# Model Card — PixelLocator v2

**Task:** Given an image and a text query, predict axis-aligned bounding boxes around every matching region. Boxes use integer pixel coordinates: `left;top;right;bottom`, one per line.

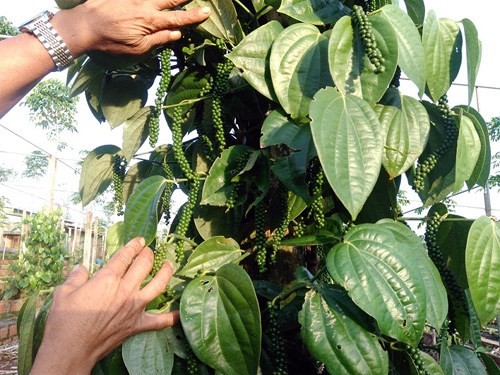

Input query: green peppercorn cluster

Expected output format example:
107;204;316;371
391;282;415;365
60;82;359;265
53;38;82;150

152;239;169;276
413;95;458;192
405;345;430;375
271;186;290;265
293;217;305;238
175;177;200;263
149;48;171;148
112;155;126;215
267;300;288;375
352;5;385;74
390;66;402;88
185;346;201;375
194;78;216;161
310;161;325;230
211;58;233;154
425;212;468;324
171;104;200;262
161;161;175;224
254;201;268;273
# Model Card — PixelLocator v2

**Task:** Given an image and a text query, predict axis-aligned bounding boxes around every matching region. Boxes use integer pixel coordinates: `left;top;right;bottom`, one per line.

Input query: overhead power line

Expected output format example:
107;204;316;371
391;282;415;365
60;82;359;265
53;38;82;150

0;123;78;173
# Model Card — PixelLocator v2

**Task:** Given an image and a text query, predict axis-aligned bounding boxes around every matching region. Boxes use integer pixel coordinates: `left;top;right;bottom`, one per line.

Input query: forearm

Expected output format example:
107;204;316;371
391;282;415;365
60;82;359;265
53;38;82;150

0;33;56;118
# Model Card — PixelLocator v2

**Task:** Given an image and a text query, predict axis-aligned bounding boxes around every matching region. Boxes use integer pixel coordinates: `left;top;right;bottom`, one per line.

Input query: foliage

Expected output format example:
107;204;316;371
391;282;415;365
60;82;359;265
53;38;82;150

22;78;79;142
0;166;14;226
2;210;65;300
22;150;49;179
0;16;19;37
487;116;500;190
23;0;500;374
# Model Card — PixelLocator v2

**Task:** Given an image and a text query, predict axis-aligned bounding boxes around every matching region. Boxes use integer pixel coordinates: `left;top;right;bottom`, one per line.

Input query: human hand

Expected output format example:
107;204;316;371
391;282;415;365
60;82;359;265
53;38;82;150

31;237;177;375
51;0;211;58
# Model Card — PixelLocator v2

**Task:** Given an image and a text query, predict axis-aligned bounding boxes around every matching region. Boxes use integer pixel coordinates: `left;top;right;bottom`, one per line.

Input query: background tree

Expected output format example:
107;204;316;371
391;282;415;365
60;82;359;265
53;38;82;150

0;16;19;37
18;0;499;374
487;116;500;189
0;166;14;227
22;150;49;179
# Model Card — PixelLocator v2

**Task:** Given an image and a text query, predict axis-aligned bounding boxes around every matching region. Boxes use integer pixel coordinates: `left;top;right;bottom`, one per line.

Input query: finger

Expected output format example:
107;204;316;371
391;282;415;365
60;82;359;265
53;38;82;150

146;29;183;46
60;265;89;293
153;0;200;10
138;261;173;303
122;247;154;288
153;8;211;30
106;237;146;277
139;310;180;332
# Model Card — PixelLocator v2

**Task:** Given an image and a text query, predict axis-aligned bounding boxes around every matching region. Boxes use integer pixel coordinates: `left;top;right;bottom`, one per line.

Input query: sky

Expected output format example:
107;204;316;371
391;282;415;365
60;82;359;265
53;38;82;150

0;0;499;227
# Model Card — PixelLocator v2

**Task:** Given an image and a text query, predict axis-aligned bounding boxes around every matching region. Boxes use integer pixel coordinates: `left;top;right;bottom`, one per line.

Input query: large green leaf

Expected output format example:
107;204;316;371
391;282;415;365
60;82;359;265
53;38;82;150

122;147;172;204
422;12;462;102
201;145;267;206
101;75;149;127
465;216;500;325
461;19;481;106
379;5;426;96
298;289;388;375
180;264;261;375
178;236;243;278
440;345;487;375
455;106;491;189
106;221;126;258
184;0;243;44
122;330;174;375
278;0;349;25
419;351;444;375
18;291;39;375
310;87;383;220
413;102;457;207
226;21;282;101
375;89;429;178
436;214;472;289
270;24;332;121
329;15;398;105
79;145;122;207
124;175;167;245
403;0;425;27
193;205;246;242
378;219;448;328
69;58;105;97
165;69;212;124
122;107;152;162
261;110;316;201
326;224;427;345
454;113;481;192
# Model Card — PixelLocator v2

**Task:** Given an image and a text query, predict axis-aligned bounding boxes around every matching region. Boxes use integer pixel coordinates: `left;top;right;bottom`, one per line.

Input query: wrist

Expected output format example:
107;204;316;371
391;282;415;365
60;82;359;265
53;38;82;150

32;338;96;375
49;9;92;60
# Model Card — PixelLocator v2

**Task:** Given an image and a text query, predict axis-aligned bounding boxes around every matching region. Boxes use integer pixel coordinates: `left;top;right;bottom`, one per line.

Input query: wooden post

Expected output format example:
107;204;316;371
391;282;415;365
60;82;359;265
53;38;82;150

83;212;92;270
91;217;99;273
20;210;27;256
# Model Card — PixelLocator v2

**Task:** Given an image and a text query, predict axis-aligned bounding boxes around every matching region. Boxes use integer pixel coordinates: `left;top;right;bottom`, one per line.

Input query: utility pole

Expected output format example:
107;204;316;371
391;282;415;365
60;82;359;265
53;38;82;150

47;155;57;211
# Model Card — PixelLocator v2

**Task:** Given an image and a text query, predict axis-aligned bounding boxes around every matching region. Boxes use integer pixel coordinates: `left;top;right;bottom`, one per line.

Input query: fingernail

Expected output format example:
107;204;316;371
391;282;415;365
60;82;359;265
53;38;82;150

201;7;211;14
171;30;182;39
139;237;146;247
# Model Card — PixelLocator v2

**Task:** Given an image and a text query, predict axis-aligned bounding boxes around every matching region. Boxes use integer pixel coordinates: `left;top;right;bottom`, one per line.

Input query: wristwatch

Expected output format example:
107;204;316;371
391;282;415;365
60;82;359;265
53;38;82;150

19;11;74;71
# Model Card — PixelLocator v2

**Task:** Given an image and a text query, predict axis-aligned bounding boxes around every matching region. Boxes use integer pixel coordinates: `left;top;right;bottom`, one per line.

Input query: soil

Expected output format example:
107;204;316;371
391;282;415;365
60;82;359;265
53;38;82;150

0;340;17;375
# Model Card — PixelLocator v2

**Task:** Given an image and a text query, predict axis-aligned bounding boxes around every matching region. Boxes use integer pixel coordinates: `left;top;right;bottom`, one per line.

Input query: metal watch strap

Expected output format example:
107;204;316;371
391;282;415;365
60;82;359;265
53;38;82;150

28;13;74;71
